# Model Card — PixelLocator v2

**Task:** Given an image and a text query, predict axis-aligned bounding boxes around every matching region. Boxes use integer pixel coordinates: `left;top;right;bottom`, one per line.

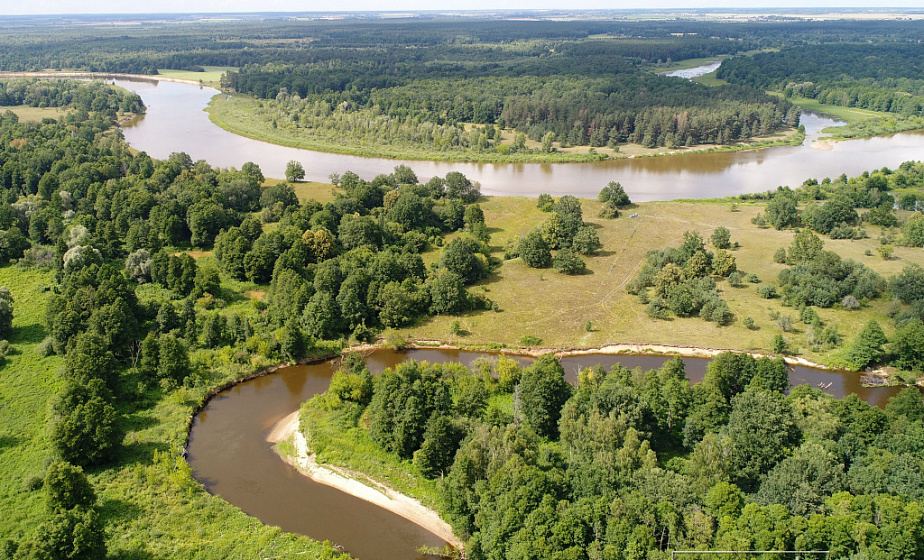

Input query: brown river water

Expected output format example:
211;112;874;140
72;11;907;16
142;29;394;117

114;78;924;201
110;72;920;558
186;349;904;560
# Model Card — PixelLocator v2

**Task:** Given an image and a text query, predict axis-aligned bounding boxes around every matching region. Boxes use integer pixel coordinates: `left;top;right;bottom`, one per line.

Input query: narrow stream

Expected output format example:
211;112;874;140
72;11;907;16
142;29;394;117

186;349;904;560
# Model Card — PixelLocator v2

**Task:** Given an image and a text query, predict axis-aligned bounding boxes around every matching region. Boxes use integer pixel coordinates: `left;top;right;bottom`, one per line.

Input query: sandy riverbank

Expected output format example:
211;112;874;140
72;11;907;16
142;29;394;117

357;339;849;372
267;410;462;549
0;71;204;86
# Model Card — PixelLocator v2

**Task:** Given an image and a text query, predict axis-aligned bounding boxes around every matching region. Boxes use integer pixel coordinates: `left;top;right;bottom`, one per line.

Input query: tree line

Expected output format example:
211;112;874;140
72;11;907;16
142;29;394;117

308;351;924;560
0;79;513;559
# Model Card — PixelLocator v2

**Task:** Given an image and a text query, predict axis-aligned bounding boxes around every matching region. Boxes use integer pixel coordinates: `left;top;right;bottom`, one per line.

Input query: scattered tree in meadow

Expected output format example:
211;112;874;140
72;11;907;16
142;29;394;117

285;160;305;182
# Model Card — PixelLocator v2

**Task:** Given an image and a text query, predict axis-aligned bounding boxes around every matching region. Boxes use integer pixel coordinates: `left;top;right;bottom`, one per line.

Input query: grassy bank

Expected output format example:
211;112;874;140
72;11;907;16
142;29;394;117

0;264;348;559
298;400;443;510
156;66;237;88
207;93;802;164
786;95;924;139
395;197;923;373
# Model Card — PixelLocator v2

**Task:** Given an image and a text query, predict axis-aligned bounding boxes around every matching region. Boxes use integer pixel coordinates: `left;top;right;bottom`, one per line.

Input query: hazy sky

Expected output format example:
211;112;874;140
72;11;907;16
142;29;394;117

4;0;924;16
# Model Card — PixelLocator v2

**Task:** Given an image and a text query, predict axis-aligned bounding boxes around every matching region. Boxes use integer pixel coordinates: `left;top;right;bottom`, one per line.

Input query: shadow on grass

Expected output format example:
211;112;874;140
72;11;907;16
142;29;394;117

0;433;21;450
117;440;171;469
11;322;46;346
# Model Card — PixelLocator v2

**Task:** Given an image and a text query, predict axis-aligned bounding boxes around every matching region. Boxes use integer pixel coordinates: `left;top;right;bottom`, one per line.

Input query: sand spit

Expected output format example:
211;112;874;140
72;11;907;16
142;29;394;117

268;410;462;549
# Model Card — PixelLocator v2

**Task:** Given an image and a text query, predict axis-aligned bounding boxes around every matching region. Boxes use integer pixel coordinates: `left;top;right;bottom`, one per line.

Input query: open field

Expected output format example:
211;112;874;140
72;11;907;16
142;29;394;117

155;66;237;87
401;197;923;370
0;105;71;121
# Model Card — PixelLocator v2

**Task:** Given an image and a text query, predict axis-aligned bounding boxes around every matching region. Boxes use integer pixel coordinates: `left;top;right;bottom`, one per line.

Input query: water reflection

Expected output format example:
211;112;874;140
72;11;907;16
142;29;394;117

114;79;924;201
188;348;904;560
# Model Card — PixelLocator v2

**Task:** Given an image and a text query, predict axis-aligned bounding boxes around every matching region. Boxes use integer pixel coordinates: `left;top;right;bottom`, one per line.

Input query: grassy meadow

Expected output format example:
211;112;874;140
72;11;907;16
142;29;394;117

155;66;237;87
0;106;71;122
383;196;924;371
0;265;347;559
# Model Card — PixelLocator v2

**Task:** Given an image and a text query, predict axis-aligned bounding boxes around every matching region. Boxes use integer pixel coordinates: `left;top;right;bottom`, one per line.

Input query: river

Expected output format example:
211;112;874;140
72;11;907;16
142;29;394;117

128;72;920;559
114;78;924;202
186;349;904;560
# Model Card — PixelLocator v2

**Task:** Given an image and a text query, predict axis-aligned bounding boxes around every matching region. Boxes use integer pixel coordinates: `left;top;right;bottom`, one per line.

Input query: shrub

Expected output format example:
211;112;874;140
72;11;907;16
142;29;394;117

757;285;778;299
747;273;761;283
772;334;788;354
519;335;542;346
773;247;787;264
743;316;757;330
553;248;586;275
711;227;732;249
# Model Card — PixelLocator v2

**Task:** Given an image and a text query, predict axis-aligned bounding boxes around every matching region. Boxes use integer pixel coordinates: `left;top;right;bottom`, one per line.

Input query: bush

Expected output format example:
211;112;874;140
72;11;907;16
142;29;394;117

747;273;761;283
518;230;552;268
711;227;732;249
773;247;787;264
537;194;554;212
772;334;789;354
553;248;586;275
727;271;744;287
598;202;620;219
757;285;778;299
842;295;860;310
743;316;757;330
519;335;542;346
645;297;671;320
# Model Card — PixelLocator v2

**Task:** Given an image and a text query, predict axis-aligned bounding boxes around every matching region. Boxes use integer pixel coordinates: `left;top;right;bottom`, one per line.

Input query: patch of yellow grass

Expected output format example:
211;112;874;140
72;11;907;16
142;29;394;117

402;197;923;366
0;105;71;122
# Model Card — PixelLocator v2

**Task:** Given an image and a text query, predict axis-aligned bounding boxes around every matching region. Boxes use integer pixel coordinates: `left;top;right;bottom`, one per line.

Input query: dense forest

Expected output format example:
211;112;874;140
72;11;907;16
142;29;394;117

0;79;514;558
305;351;924;560
718;43;924;117
3;14;924;560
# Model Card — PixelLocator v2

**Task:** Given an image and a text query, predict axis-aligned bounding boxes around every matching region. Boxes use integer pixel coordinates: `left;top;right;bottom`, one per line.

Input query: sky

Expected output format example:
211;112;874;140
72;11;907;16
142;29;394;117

3;0;924;16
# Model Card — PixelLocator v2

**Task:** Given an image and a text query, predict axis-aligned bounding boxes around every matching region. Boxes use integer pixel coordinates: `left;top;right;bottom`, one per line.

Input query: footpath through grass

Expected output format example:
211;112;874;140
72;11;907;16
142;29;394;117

402;197;924;370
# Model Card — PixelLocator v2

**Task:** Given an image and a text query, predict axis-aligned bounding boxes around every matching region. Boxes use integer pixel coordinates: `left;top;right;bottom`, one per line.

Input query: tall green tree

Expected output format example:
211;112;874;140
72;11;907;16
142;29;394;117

518;354;572;439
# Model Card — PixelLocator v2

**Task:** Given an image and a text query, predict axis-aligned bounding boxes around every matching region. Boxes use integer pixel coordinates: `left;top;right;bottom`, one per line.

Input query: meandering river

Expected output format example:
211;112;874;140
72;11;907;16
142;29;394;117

114;78;924;201
113;72;923;559
186;349;904;560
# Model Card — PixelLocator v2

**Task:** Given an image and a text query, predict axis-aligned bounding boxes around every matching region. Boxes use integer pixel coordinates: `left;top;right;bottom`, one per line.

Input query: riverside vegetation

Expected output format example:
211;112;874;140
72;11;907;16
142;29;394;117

2;31;924;560
301;351;924;560
15;15;924;162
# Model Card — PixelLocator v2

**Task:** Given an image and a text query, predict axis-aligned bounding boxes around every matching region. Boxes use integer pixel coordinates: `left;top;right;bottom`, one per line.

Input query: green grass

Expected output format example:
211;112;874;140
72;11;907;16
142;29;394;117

206;94;609;164
784;95;924;139
0;263;349;559
692;70;727;87
0;267;61;537
0;105;71;122
156;66;237;87
397;197;924;371
298;400;443;509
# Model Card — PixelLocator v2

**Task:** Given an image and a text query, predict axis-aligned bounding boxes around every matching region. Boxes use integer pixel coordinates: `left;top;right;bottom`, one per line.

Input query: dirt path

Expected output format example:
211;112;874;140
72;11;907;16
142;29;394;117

267;411;462;549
